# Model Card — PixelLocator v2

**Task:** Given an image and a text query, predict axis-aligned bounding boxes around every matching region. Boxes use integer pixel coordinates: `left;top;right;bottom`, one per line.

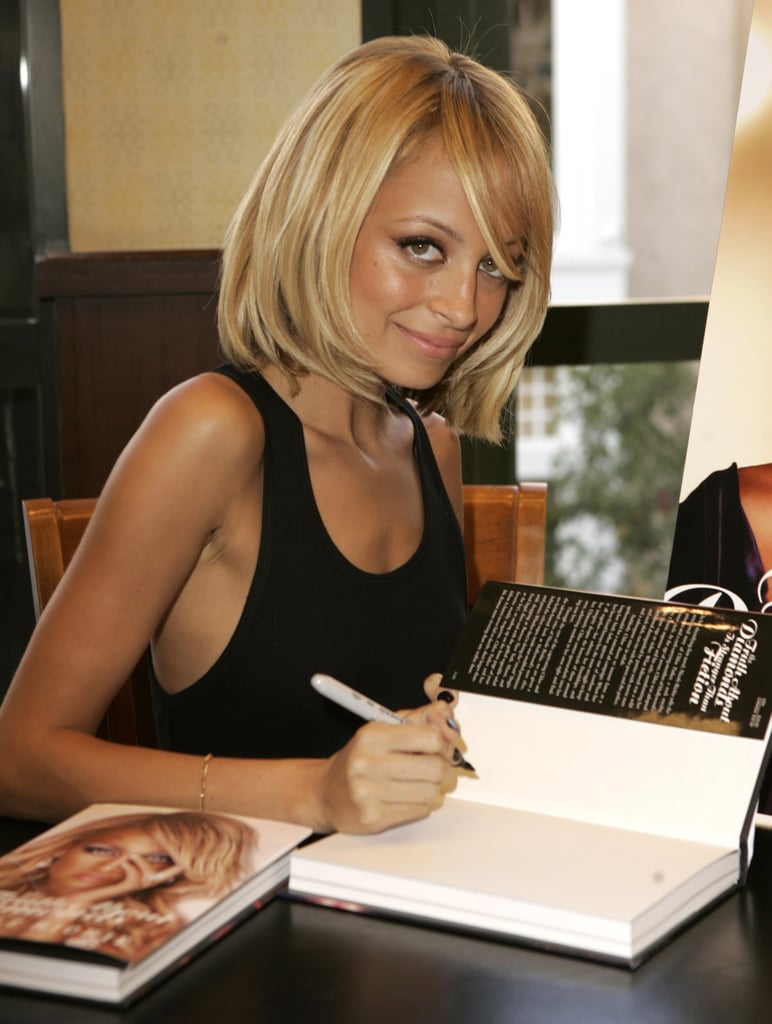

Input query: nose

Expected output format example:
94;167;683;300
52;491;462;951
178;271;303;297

428;265;478;331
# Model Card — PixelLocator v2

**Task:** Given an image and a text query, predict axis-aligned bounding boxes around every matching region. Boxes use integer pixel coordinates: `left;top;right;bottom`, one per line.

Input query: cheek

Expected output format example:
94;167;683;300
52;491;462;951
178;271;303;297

49;852;75;871
486;286;509;323
46;860;75;884
379;268;420;306
351;261;419;322
474;287;509;340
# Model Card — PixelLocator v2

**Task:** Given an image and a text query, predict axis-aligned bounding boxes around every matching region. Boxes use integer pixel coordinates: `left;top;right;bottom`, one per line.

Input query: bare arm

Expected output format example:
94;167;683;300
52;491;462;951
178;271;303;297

0;375;458;832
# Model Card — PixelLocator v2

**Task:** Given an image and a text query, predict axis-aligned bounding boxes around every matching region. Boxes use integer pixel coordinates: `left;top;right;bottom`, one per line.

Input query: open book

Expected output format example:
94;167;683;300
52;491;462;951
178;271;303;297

289;583;772;967
0;803;310;1004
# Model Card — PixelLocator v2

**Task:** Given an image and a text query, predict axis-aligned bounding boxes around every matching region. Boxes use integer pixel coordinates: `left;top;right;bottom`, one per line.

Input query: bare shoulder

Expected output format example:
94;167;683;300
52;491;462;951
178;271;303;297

739;462;772;497
120;371;265;482
94;371;267;540
144;371;263;452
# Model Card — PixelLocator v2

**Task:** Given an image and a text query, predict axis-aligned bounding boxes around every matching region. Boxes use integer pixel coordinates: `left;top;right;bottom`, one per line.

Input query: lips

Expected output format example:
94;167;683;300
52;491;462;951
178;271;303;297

396;324;465;361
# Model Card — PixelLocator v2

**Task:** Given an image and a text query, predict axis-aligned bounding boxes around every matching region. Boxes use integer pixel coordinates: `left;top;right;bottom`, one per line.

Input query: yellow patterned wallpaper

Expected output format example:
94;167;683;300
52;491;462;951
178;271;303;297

60;0;360;251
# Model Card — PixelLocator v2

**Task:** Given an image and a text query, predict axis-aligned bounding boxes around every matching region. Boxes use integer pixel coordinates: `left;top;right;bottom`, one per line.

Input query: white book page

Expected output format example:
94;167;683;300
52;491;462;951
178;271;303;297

452;692;767;848
291;800;737;955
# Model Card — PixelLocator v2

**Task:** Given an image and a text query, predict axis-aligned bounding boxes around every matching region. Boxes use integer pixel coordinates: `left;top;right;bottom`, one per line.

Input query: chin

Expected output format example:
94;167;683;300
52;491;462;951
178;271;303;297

382;367;447;394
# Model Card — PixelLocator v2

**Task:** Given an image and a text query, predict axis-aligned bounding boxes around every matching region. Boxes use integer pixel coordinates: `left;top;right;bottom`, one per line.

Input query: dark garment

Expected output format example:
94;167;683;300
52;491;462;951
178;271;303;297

666;463;768;612
151;365;468;759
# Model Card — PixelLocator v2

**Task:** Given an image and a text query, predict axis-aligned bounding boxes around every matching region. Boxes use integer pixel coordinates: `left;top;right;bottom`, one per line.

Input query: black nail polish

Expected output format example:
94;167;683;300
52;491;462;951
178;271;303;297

453;750;476;772
437;690;454;704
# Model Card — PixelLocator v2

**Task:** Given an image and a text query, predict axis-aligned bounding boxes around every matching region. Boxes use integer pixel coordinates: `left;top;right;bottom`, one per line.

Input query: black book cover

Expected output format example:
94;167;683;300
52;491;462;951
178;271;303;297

446;583;772;740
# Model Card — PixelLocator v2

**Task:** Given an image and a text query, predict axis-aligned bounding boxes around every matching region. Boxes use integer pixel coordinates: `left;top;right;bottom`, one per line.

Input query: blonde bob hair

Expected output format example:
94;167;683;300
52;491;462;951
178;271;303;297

218;35;555;442
0;811;258;910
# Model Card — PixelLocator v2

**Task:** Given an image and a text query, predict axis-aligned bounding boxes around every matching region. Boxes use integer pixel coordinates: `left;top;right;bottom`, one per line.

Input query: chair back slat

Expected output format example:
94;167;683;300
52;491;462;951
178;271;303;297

22;497;156;748
462;483;547;605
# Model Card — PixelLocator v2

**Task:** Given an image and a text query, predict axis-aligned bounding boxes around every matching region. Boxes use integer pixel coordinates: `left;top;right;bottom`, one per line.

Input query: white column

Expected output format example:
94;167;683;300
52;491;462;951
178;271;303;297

550;0;631;302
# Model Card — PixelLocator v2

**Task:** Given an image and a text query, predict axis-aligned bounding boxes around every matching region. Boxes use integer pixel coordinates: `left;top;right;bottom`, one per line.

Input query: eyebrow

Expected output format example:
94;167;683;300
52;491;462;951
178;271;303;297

397;217;519;249
396;216;463;242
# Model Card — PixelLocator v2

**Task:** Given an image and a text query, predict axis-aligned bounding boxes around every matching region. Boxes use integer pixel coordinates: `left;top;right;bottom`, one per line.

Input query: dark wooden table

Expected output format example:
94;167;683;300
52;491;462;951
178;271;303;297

1;815;771;1023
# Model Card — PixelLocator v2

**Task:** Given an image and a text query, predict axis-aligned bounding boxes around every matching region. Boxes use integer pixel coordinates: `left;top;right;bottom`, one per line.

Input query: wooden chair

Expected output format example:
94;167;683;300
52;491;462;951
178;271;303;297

462;483;547;604
21;496;158;748
22;484;547;747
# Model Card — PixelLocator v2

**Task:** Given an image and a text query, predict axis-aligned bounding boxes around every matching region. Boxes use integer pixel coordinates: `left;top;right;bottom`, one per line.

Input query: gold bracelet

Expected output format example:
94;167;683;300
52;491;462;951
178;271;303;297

199;753;213;811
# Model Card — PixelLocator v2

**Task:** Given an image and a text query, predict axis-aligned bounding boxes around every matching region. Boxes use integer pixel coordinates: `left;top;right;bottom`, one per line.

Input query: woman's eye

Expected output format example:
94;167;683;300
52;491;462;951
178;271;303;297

399;237;442;261
144;853;175;866
479;256;504;279
83;844;119;857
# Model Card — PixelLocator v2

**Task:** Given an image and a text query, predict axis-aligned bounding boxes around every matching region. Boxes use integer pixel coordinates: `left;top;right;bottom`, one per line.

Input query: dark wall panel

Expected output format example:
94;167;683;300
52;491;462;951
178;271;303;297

38;250;222;498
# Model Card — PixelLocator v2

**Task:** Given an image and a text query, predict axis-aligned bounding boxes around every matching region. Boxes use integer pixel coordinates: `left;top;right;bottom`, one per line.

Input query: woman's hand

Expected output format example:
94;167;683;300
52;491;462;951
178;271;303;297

63;861;183;908
313;673;466;834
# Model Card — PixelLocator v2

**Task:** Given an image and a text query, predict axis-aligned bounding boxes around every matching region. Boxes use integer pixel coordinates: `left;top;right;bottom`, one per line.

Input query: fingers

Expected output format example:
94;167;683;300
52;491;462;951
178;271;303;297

358;723;458;799
401;697;461;750
423;672;452;701
146;865;183;887
368;719;454;763
320;720;458;834
416;682;473;773
318;674;471;835
420;700;459;736
423;672;458;711
91;858;180;898
340;754;451;834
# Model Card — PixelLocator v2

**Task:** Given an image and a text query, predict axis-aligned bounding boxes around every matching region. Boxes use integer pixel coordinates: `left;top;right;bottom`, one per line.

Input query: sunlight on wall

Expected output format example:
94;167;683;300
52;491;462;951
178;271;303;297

736;19;772;124
60;0;360;251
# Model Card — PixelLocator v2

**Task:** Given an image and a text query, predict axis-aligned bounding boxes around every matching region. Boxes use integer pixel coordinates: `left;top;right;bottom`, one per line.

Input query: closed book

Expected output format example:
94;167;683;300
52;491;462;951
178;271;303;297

0;803;310;1004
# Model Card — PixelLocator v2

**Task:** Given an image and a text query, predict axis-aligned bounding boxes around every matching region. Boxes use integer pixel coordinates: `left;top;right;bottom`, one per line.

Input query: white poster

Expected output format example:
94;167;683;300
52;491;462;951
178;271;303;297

666;0;772;615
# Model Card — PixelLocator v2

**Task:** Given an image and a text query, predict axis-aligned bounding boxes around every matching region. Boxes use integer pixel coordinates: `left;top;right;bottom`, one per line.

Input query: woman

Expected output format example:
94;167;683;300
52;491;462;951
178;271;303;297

0;811;258;961
667;461;772;613
0;36;554;833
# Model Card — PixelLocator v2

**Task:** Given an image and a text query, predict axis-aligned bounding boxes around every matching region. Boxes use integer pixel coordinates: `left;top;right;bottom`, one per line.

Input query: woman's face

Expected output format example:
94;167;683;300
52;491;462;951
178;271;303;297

349;142;514;391
39;826;178;897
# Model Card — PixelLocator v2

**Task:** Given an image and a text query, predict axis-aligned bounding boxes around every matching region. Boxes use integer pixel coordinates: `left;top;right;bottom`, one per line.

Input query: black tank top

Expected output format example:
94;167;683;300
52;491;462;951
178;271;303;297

150;365;467;759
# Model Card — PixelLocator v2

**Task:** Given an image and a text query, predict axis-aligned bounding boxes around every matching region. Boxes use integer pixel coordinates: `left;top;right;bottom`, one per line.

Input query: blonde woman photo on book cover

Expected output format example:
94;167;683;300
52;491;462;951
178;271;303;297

0;810;259;962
